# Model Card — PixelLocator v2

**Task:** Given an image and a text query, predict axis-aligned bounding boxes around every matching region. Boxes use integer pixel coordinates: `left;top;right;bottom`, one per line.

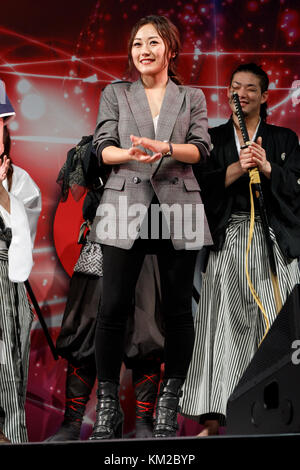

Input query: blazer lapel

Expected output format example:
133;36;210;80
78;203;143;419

152;80;186;173
124;79;155;142
155;79;185;143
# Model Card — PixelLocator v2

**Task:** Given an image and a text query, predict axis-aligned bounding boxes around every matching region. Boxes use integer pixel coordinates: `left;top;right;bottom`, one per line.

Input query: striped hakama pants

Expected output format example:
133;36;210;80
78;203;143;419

180;213;300;423
0;251;33;443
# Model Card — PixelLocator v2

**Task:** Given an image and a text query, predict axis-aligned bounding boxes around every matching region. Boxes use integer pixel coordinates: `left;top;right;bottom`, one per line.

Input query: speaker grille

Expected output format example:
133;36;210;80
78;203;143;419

229;284;300;401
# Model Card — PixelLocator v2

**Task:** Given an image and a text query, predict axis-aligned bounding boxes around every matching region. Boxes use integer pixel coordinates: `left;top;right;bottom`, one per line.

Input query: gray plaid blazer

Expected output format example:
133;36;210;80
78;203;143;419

89;78;213;250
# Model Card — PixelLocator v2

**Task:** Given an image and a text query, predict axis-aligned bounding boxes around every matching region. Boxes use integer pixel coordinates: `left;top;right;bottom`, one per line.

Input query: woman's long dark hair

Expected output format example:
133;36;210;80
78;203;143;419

1;125;13;191
127;15;182;85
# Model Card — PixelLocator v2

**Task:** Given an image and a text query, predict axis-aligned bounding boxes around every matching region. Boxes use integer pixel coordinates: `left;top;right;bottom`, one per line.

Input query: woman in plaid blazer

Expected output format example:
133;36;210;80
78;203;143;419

89;14;212;440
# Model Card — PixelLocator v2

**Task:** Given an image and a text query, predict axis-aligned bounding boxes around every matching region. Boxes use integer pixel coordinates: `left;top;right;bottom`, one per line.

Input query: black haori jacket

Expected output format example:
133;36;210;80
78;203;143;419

194;119;300;260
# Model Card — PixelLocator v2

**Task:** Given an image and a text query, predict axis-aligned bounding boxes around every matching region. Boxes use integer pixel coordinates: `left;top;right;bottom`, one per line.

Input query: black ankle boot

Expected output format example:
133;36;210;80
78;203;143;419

153;378;183;438
89;381;124;440
133;368;160;438
46;362;96;442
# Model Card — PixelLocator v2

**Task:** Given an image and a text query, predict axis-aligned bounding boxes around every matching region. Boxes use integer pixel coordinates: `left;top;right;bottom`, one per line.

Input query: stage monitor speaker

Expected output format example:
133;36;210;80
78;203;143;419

226;283;300;435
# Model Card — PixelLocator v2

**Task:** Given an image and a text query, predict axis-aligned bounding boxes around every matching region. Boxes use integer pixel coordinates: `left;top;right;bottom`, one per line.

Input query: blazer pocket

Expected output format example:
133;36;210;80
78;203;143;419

183;178;201;192
104;176;125;191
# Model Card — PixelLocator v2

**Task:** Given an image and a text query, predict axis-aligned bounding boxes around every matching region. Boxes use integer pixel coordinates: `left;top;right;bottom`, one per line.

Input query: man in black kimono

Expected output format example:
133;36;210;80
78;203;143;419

180;63;300;435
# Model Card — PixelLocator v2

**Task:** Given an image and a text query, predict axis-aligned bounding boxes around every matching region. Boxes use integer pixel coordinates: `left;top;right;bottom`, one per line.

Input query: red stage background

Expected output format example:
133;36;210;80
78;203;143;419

0;0;299;441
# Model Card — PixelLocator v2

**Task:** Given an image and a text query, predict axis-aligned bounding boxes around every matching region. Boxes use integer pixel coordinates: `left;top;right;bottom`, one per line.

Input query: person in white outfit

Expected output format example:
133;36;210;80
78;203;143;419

0;86;41;443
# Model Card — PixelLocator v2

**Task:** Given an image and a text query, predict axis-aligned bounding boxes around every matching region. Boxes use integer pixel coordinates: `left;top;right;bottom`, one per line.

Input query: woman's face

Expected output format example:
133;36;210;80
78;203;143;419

131;23;170;78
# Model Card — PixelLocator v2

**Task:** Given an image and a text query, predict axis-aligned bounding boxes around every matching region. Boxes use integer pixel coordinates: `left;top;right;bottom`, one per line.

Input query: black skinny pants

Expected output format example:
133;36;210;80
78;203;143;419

95;239;197;384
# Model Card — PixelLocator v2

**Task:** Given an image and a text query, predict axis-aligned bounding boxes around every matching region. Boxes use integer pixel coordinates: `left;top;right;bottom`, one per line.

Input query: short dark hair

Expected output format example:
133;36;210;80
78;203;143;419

230;63;269;121
127;15;182;84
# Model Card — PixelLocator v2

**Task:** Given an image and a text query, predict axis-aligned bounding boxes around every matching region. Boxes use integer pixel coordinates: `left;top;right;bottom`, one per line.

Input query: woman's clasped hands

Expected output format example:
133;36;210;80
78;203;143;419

129;134;168;163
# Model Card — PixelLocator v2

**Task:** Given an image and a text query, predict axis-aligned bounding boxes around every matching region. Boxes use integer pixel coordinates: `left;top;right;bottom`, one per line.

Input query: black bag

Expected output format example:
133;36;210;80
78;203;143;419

56;135;109;277
56;135;111;204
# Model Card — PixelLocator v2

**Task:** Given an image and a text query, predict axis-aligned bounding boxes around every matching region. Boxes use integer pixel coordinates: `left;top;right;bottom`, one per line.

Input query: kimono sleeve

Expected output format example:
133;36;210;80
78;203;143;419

6;165;41;282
